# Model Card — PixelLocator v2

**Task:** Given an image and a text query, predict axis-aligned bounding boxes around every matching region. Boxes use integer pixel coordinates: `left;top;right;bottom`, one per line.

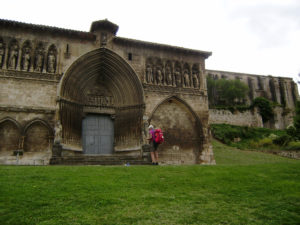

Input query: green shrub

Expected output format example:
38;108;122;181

249;138;277;149
273;134;293;146
211;124;287;150
286;125;297;137
285;141;300;150
268;133;278;140
252;97;274;122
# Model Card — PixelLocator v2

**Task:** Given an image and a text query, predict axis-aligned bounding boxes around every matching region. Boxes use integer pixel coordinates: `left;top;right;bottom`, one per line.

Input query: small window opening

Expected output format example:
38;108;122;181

128;53;132;61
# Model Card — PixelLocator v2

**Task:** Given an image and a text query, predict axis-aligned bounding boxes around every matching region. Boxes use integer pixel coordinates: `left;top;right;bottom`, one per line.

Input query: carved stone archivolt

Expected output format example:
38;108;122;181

144;57;202;90
0;37;57;74
59;48;145;148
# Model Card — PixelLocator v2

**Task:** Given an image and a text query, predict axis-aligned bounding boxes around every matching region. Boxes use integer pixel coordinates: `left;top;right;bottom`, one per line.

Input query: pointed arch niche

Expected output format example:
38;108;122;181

149;96;203;164
58;48;145;151
0;118;21;152
24;120;53;152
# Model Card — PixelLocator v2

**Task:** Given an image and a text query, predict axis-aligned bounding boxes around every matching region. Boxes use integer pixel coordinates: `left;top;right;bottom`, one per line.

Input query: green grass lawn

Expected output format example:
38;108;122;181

1;141;299;225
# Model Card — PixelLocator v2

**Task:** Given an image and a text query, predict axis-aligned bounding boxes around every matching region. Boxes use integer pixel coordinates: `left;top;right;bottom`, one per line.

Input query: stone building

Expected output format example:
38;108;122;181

0;19;298;165
0;19;215;165
207;70;299;129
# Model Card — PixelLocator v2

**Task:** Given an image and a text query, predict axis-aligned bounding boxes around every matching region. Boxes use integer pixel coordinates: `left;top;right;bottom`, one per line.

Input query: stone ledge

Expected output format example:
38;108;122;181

143;84;205;95
0;105;55;114
0;70;62;83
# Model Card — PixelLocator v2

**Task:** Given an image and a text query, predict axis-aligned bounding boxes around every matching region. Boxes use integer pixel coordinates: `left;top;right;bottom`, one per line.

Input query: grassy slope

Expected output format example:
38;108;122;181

0;141;299;225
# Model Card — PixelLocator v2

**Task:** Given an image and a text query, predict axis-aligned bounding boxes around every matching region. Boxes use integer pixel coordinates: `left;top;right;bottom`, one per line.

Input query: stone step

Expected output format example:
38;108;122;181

50;155;152;165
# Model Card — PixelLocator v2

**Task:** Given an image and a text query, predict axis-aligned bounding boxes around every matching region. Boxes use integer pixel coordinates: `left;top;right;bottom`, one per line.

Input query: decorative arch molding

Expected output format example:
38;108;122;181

0;117;22;131
57;47;145;149
58;47;144;105
149;95;202;127
23;119;53;136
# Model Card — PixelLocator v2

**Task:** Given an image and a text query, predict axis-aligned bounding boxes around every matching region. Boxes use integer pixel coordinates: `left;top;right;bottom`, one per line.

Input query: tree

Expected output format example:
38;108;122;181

252;97;274;122
206;76;249;106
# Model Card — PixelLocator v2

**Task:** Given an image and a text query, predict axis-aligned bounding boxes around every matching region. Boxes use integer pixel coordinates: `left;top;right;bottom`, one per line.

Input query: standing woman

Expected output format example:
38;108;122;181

148;125;159;165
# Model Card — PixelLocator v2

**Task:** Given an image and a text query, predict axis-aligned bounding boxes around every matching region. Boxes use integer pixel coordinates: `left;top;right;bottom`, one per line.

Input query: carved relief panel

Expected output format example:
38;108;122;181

144;57;202;91
84;76;114;108
0;37;58;75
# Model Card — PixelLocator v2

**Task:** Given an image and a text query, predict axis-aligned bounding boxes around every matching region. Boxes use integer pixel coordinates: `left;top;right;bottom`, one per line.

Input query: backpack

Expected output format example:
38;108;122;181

154;128;164;144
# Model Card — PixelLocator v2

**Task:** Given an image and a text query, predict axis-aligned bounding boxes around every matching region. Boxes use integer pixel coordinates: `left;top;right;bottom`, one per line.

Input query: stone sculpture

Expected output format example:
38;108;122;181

34;48;44;72
47;50;56;73
146;65;153;84
8;44;18;69
22;47;31;71
0;42;4;68
192;72;199;88
156;68;163;85
183;70;190;87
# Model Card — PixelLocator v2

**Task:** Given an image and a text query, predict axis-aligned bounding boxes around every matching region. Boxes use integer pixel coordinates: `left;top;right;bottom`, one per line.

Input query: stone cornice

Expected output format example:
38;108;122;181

206;69;295;81
0;69;62;83
0;105;55;114
114;37;212;58
0;18;96;41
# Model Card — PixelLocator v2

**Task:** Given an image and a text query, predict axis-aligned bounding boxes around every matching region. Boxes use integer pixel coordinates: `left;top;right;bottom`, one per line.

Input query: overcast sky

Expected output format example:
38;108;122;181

2;0;300;84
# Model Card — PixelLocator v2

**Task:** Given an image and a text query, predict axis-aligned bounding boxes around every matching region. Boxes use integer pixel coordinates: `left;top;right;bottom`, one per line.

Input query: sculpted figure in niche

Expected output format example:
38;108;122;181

34;48;44;72
47;50;56;73
0;42;4;68
183;70;190;88
192;71;199;88
174;68;181;87
22;47;31;71
146;65;153;83
8;44;18;69
166;65;173;86
156;67;163;85
54;121;62;144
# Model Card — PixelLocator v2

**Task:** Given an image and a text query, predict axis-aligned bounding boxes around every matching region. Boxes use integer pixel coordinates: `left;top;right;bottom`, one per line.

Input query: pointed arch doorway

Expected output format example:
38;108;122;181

57;48;145;154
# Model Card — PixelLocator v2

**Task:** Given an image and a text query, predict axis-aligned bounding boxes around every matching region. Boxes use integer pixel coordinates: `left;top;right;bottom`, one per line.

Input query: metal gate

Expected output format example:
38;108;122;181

82;115;114;154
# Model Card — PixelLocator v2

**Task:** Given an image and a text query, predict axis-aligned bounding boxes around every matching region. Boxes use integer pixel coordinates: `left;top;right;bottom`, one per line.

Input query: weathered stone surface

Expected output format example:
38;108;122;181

0;19;298;165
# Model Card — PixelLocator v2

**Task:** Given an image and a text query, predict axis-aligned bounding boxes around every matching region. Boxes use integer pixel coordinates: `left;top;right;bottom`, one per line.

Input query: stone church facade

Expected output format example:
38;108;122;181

0;19;215;165
0;19;298;165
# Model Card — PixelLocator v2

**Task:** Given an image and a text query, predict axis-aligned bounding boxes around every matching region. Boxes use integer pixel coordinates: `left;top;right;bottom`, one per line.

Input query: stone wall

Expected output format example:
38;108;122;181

209;106;295;130
206;69;299;111
206;69;299;129
209;108;263;127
